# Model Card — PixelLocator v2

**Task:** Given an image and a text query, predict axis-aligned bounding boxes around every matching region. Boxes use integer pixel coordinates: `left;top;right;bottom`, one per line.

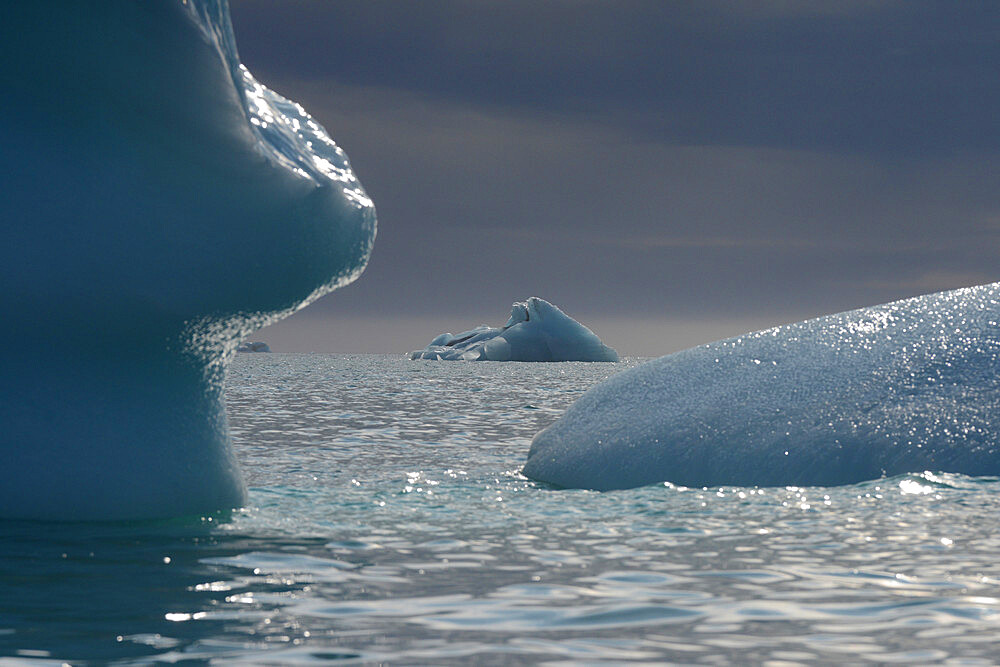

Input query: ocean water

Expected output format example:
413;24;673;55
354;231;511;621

3;354;1000;664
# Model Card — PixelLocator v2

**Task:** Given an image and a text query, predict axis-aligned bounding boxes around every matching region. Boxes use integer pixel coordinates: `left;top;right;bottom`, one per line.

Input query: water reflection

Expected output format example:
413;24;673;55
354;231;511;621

4;356;1000;663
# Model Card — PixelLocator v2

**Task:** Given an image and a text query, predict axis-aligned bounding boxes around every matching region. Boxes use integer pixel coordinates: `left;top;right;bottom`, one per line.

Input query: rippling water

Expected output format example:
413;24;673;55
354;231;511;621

3;353;1000;664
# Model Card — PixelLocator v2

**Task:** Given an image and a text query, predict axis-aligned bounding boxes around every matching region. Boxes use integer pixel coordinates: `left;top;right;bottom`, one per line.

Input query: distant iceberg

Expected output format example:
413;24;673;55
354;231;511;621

524;284;1000;490
0;2;375;519
237;341;271;353
411;298;619;362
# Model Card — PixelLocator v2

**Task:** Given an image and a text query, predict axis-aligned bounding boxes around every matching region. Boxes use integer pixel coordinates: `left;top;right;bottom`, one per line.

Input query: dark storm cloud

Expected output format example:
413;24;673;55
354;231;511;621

243;80;1000;321
231;0;1000;155
229;1;1000;353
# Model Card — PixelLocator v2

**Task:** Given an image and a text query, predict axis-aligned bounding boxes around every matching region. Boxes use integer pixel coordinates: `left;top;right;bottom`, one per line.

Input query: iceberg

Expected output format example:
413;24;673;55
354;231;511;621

0;2;375;519
410;298;619;362
524;284;1000;490
237;341;271;353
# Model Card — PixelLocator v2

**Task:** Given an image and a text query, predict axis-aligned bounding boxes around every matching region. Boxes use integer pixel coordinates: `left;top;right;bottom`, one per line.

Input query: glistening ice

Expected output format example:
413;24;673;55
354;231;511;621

524;284;1000;490
0;2;376;519
410;297;619;362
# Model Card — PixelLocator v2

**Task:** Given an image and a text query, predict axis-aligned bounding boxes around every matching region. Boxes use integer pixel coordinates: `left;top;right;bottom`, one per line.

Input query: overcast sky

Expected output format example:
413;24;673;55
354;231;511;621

230;0;1000;355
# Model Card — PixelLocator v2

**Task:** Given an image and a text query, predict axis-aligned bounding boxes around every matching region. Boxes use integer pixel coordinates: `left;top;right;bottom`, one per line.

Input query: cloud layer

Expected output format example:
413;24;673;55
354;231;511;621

230;1;1000;353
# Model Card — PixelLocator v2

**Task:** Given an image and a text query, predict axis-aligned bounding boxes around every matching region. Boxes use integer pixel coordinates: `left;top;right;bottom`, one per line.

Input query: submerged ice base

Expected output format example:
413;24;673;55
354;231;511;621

411;298;619;362
0;2;375;519
524;284;1000;490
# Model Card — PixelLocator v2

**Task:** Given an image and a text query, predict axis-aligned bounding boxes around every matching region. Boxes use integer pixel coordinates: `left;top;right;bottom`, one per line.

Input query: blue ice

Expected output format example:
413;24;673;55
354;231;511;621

524;284;1000;490
0;2;375;519
411;297;619;362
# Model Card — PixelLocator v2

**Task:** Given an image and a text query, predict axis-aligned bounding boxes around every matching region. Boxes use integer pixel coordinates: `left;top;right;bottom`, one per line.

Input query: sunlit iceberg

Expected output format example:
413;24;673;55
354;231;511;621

411;298;618;362
0;2;375;519
524;284;1000;490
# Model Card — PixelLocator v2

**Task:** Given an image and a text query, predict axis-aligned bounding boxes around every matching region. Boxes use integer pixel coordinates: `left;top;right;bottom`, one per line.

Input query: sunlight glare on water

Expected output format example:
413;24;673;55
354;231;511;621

3;354;1000;664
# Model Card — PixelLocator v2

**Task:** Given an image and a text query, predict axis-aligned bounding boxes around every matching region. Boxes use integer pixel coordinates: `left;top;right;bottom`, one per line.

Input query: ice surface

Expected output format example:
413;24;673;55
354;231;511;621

524;284;1000;490
0;2;375;519
410;298;619;362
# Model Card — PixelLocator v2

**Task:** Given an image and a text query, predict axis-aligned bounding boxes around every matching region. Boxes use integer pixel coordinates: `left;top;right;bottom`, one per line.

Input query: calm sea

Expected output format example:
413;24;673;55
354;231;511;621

3;353;1000;664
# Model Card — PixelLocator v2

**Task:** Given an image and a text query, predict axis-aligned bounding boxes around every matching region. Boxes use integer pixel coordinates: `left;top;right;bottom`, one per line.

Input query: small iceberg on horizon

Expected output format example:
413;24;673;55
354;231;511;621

410;297;619;362
524;283;1000;490
237;341;271;353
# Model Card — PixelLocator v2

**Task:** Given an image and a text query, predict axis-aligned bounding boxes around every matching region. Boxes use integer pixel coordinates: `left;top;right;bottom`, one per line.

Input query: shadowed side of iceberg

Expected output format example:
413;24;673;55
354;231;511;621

0;2;375;519
523;284;1000;490
410;297;619;362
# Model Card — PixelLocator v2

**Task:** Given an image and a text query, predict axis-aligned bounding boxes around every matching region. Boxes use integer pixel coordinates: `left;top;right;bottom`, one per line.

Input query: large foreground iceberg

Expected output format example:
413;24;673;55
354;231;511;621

524;284;1000;490
0;2;375;519
411;298;619;362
